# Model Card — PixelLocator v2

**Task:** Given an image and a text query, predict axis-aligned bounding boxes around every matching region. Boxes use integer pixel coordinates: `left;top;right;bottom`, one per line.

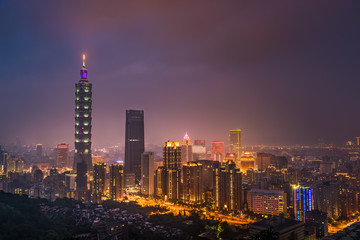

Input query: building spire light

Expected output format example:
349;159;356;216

82;54;86;67
184;132;190;140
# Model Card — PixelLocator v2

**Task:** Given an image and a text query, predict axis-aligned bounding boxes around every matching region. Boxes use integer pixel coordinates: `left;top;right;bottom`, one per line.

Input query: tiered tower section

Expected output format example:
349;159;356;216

74;54;92;171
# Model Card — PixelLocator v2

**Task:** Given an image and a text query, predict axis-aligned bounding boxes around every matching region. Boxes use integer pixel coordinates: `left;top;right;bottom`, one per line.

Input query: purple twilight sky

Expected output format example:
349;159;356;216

0;1;360;148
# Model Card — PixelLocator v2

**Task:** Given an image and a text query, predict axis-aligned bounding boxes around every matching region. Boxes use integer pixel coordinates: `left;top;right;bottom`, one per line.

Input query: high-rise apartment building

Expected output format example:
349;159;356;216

141;152;154;196
292;185;313;221
163;141;181;169
109;163;124;201
154;167;181;201
166;169;181;201
74;55;92;172
181;132;193;165
211;141;225;162
213;161;242;211
192;140;206;161
125;110;144;185
154;141;181;201
56;143;69;167
197;160;215;193
93;163;106;203
248;189;284;216
229;129;241;159
154;166;166;198
182;161;203;204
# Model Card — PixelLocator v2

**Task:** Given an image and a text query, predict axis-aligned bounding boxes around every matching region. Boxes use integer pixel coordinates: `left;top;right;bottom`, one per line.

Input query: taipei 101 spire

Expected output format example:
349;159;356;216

74;54;93;172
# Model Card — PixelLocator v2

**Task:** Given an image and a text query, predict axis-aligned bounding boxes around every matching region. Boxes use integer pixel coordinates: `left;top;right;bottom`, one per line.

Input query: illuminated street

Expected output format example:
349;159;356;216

126;194;255;226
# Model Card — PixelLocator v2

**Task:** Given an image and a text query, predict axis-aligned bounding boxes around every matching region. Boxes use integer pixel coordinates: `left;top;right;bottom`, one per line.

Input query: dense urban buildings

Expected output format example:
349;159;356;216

2;3;360;239
124;110;144;185
74;55;93;172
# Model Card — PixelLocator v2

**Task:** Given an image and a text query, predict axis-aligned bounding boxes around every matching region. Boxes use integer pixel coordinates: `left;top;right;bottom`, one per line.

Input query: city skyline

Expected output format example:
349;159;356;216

1;1;360;147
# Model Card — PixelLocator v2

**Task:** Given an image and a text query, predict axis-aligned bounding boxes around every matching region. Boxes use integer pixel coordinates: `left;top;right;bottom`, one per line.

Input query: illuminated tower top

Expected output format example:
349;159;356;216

181;132;193;164
182;132;192;145
80;54;87;80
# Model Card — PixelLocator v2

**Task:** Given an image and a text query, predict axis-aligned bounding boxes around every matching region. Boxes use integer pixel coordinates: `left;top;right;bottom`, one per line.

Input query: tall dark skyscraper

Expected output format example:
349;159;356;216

125;110;144;184
74;55;92;172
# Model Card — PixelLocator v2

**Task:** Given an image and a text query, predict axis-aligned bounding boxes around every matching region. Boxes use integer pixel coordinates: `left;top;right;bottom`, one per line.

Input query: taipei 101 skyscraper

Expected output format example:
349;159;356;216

74;55;92;172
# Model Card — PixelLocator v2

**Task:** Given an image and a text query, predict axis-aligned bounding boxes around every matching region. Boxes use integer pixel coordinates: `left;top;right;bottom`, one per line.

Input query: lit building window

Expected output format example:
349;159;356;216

84;106;89;109
76;122;79;126
84;114;89;117
76;106;79;109
84;122;89;126
85;149;89;153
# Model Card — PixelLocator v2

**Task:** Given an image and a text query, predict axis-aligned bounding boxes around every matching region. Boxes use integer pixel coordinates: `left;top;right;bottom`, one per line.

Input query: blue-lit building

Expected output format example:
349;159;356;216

292;185;313;222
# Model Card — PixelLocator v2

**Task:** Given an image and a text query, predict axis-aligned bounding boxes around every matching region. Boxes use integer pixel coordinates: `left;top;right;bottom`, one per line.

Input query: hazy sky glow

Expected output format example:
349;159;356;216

0;1;360;147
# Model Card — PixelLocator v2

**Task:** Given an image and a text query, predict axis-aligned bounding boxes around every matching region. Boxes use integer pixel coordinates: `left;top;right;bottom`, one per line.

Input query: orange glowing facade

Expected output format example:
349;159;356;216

211;141;225;162
240;152;255;172
56;143;69;167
